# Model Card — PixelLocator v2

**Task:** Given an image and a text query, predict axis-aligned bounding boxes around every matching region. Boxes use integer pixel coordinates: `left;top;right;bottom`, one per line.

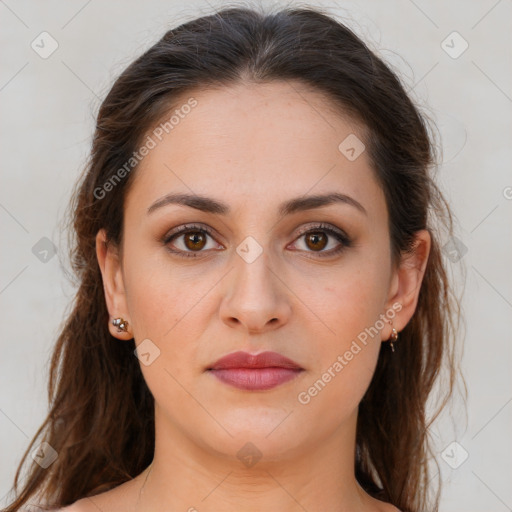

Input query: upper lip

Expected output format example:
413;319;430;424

207;351;303;370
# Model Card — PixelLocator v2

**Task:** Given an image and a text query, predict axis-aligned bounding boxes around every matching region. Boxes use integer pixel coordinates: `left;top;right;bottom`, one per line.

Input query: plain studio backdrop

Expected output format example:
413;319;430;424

0;0;511;510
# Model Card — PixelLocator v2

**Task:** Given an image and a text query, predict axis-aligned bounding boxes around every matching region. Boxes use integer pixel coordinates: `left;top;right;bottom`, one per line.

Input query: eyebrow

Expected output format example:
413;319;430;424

147;192;367;217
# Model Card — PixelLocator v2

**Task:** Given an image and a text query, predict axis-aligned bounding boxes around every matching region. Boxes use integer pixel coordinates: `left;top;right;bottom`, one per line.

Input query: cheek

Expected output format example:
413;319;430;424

296;349;378;442
122;264;205;413
123;241;202;335
122;250;216;375
294;259;386;400
303;263;386;346
296;276;384;427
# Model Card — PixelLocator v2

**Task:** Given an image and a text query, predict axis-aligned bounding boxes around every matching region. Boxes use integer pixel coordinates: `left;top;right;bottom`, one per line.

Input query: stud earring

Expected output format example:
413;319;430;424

112;317;129;334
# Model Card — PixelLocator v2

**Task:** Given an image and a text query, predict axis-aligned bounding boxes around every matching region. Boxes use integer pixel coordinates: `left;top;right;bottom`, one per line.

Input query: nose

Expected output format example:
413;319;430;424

219;245;292;335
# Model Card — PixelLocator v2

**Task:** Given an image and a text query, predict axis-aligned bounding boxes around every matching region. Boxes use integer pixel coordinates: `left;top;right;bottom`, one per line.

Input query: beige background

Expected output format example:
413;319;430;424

1;0;511;509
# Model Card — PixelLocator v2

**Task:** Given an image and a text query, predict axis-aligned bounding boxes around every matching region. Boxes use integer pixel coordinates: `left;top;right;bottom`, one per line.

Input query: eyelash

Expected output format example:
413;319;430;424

162;222;352;259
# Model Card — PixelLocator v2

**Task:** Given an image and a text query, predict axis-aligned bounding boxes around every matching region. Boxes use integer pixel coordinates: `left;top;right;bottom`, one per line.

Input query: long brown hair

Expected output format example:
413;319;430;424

4;4;466;511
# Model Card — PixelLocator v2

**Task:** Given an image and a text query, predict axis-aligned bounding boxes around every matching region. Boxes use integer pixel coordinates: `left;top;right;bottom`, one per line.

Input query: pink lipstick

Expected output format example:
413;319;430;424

207;351;304;391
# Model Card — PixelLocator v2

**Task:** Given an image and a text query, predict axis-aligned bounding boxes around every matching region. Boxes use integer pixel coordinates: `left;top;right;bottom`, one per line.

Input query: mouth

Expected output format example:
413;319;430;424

206;351;304;391
208;367;303;390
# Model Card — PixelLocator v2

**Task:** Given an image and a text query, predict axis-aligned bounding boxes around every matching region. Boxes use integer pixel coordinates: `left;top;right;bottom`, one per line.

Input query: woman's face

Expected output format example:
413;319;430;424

97;81;429;464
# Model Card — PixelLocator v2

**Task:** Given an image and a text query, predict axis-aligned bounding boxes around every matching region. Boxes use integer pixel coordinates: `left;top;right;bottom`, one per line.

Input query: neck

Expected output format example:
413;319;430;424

131;405;376;512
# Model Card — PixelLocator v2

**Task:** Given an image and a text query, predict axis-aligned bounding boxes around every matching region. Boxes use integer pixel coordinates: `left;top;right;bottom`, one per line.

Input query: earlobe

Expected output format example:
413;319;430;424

95;229;132;339
383;229;431;337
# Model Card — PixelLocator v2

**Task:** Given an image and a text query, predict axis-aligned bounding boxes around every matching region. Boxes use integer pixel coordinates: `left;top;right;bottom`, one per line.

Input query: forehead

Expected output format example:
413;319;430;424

125;81;385;220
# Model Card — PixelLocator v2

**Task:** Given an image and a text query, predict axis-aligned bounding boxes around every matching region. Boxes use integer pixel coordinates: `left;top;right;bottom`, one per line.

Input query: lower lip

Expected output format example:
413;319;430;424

208;368;303;390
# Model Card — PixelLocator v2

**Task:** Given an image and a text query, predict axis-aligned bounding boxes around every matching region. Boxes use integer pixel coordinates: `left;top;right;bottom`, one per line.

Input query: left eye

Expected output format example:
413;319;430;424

289;225;351;257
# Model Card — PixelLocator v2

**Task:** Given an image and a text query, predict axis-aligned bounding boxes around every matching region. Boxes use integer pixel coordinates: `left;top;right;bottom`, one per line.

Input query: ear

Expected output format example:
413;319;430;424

96;228;132;340
382;229;431;340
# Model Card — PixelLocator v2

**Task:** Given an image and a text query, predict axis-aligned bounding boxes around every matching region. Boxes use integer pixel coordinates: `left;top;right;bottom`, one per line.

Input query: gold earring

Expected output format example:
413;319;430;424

389;324;398;352
112;317;129;333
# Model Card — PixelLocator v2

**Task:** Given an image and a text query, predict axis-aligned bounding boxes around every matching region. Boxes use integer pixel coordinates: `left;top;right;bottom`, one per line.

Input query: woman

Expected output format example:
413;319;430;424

5;5;464;512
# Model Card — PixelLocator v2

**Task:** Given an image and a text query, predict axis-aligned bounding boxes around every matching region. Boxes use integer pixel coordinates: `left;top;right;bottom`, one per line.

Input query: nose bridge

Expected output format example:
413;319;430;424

219;233;290;332
235;235;273;295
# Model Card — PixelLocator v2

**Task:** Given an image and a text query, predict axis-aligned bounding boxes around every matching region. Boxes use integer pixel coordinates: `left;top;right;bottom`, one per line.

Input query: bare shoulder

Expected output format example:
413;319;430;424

54;476;141;512
55;497;98;512
55;491;120;512
51;466;150;512
371;498;401;512
380;503;402;512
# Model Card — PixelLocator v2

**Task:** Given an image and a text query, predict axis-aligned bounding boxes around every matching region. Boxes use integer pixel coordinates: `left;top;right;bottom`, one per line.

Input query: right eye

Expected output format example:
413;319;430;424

163;224;223;258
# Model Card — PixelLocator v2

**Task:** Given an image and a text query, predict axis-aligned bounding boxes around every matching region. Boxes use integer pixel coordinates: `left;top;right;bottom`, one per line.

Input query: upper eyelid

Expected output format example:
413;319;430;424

294;222;346;237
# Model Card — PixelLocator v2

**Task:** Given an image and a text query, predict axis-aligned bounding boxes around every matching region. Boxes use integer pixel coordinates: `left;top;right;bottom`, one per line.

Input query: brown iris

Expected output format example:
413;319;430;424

305;231;328;251
184;230;207;251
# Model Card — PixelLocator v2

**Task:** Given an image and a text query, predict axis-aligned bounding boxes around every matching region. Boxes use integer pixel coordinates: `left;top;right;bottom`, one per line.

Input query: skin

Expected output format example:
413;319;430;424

69;81;430;512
